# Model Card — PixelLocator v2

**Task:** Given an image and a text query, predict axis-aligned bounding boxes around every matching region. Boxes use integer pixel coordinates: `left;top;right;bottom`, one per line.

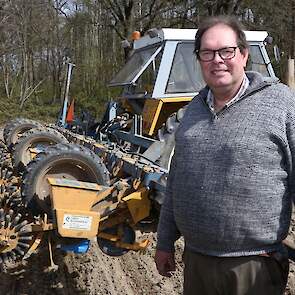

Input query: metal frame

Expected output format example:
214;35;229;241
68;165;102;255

152;41;178;98
258;43;276;77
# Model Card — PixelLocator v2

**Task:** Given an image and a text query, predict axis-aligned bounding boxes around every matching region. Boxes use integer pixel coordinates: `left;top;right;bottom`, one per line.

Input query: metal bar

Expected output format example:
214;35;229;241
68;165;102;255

60;62;75;126
113;130;156;149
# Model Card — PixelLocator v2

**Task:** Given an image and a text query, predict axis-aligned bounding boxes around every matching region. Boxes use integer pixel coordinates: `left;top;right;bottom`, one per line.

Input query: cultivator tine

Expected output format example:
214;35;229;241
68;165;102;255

6;171;13;180
14;247;25;256
5;212;12;228
18;226;33;235
47;234;58;271
10;213;22;229
0;209;5;229
5;190;22;208
2;253;8;264
14;220;29;233
18;236;33;241
2;168;7;179
9;251;17;261
17;242;30;249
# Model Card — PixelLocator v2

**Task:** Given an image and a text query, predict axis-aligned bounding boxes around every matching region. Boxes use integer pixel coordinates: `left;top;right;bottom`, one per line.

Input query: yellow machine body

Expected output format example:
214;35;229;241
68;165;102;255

48;178;103;239
142;97;192;135
48;178;151;240
123;187;151;224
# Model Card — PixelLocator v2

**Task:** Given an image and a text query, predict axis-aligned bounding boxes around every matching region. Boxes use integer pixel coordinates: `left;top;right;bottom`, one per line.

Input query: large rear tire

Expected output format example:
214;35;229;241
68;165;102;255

12;127;68;172
3;118;43;149
22;143;110;214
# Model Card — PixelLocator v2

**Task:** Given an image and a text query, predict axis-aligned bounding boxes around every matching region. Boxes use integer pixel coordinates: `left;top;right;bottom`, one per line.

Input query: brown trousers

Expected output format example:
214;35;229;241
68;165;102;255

183;249;289;295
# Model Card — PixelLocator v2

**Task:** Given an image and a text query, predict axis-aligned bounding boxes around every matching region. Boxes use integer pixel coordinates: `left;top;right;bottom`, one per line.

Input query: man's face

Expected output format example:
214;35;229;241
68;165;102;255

198;24;249;95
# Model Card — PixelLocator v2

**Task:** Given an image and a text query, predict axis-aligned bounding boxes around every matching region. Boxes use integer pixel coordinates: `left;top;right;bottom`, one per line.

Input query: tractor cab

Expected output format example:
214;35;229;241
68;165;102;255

104;28;276;141
110;29;275;99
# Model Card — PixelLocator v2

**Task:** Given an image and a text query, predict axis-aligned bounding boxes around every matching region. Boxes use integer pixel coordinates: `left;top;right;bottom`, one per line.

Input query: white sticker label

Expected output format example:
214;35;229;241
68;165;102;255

62;214;92;231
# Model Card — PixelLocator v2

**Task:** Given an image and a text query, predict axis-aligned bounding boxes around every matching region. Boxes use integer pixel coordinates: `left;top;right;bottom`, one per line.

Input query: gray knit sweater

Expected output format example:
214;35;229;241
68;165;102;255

157;71;295;256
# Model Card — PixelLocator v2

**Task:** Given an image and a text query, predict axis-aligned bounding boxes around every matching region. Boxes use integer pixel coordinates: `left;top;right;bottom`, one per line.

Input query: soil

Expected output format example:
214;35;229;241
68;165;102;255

0;226;295;295
0;233;184;295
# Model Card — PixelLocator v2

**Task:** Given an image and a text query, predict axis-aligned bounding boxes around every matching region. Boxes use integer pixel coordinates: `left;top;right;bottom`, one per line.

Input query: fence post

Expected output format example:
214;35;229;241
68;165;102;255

287;58;295;89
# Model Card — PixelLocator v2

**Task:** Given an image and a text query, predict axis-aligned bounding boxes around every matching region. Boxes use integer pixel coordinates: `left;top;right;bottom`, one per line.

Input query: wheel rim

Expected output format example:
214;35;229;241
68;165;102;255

21;140;57;167
11;127;33;146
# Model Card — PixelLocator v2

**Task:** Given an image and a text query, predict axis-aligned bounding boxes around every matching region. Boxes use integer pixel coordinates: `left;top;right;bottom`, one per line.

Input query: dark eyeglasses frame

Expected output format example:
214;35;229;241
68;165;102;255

196;46;239;62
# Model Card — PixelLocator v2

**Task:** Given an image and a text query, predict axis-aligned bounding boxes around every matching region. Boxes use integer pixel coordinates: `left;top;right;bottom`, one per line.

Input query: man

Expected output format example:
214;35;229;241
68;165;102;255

155;15;295;295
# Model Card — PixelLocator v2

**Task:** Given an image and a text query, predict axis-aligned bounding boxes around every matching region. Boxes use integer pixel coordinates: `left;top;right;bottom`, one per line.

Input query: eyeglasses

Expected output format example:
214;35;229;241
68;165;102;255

197;46;238;62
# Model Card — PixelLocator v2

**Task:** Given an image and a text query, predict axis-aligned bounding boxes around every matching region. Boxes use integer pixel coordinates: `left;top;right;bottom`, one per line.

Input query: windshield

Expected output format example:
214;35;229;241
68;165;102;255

166;43;271;94
166;42;205;94
247;45;270;76
109;45;161;86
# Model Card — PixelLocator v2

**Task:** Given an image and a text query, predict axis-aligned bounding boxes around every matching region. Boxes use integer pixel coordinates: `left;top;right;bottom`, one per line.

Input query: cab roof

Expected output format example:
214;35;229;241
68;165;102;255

133;28;268;50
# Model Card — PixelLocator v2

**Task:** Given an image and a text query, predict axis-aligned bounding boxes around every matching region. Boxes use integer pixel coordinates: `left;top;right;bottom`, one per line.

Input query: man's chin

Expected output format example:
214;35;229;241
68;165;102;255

209;80;231;89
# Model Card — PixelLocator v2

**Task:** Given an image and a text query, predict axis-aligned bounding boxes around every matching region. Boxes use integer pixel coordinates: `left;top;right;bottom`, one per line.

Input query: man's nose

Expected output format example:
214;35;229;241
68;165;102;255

212;52;224;63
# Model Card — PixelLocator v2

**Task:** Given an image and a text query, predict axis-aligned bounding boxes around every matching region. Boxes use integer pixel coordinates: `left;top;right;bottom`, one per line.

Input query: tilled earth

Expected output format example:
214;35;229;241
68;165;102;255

0;233;184;295
0;226;295;295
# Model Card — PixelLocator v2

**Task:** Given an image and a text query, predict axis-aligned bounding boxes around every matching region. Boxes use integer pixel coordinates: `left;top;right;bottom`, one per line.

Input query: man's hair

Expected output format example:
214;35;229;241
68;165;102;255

194;15;249;57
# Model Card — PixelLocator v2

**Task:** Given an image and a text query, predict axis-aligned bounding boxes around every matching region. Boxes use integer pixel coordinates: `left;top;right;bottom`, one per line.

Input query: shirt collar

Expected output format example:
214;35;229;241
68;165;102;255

206;75;250;112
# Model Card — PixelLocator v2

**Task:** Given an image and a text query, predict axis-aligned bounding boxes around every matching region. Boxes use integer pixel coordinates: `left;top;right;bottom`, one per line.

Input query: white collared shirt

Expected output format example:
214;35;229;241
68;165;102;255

206;75;250;113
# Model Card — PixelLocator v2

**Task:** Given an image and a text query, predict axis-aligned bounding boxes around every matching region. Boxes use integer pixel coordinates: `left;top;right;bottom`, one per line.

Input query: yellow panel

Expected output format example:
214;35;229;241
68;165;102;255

142;97;193;136
160;97;193;103
124;188;151;224
48;178;104;238
50;186;100;211
142;99;163;135
48;177;101;191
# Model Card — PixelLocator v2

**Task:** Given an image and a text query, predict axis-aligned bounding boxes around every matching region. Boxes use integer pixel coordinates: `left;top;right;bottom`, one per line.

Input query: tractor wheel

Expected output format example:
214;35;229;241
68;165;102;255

3;118;43;149
12;127;68;172
22;143;110;215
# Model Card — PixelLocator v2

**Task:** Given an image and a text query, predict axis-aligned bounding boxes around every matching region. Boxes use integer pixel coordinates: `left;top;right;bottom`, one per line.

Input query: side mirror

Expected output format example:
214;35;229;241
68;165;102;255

264;36;273;45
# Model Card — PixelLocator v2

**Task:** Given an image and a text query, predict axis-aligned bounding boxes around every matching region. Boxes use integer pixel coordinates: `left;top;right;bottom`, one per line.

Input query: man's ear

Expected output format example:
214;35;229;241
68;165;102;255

241;48;249;68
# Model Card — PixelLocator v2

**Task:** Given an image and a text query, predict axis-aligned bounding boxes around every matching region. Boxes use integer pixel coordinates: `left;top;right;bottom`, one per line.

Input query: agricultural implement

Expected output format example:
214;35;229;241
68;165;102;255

0;28;287;270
